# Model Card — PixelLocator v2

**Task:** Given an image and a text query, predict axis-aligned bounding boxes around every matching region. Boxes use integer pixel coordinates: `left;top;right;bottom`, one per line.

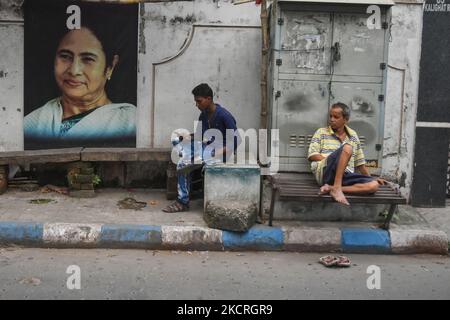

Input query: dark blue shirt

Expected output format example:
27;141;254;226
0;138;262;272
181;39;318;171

197;104;240;159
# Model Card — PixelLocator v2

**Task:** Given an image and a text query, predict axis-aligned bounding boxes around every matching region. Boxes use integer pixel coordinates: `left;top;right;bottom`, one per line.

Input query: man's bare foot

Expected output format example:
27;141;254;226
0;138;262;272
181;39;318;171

319;184;332;195
330;187;350;205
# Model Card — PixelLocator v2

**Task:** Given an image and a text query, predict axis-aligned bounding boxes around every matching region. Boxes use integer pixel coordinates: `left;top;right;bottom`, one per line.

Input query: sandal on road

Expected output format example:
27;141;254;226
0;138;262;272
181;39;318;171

336;255;351;267
162;201;189;213
319;255;339;267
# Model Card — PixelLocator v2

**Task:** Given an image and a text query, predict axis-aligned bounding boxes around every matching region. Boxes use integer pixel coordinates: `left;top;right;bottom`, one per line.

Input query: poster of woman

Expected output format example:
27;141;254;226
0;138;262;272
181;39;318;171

24;0;138;149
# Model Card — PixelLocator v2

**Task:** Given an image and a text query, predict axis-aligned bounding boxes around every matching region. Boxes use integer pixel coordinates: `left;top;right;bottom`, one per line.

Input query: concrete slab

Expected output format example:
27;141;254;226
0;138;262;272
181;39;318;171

222;226;284;251
99;224;162;249
43;223;102;248
390;229;448;254
282;227;341;252
0;221;43;245
342;228;391;254
161;226;223;251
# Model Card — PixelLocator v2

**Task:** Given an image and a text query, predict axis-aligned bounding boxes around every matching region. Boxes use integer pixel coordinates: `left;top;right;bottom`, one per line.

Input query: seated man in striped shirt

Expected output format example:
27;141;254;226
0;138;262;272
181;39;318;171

307;102;386;205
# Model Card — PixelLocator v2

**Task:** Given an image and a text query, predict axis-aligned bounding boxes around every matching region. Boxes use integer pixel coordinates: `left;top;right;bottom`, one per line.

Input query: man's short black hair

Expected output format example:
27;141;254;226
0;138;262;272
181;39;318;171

331;102;351;120
192;83;213;98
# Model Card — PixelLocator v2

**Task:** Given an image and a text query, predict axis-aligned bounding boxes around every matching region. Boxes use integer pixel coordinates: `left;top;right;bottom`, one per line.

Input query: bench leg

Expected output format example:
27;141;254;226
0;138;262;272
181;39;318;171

269;187;277;227
382;204;397;230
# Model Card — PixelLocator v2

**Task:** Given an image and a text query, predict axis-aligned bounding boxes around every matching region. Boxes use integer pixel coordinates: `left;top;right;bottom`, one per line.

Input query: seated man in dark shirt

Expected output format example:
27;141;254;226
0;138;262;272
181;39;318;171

163;83;239;213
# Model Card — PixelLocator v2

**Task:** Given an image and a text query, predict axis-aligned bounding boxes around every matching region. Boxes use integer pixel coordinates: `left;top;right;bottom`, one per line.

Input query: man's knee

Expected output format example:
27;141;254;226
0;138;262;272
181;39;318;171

366;180;379;194
342;144;353;155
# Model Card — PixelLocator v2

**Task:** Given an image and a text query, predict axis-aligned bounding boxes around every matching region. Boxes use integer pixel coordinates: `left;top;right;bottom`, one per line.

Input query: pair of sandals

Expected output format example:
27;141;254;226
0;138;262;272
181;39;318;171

162;201;189;213
319;255;351;268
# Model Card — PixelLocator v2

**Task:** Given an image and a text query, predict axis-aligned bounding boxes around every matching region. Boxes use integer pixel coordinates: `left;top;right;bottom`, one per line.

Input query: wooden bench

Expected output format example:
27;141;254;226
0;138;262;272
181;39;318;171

0;147;172;195
0;147;171;165
267;173;407;230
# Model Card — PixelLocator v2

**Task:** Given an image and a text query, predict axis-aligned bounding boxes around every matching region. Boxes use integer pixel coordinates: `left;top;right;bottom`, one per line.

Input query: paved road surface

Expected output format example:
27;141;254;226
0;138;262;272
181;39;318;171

0;248;448;300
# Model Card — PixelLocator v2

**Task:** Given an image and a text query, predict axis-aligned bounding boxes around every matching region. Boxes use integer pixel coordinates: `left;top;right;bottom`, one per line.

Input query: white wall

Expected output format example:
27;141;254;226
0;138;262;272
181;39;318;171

0;0;23;151
382;1;423;200
137;0;261;148
0;0;423;199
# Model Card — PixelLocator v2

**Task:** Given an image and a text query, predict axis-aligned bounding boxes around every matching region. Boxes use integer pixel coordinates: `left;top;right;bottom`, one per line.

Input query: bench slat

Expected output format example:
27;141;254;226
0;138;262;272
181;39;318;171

278;186;396;191
268;173;407;228
278;194;406;204
0;147;172;164
279;188;401;198
81;148;171;162
279;190;404;199
0;148;83;165
274;181;396;190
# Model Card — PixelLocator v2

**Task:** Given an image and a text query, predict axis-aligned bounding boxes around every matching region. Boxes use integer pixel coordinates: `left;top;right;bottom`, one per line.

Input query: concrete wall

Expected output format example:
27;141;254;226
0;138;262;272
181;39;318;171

137;0;261;148
382;0;423;200
0;0;424;199
0;0;262;153
0;0;24;152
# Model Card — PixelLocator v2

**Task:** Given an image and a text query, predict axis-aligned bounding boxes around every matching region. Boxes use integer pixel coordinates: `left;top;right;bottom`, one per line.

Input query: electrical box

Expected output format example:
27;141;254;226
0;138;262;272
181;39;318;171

268;0;393;173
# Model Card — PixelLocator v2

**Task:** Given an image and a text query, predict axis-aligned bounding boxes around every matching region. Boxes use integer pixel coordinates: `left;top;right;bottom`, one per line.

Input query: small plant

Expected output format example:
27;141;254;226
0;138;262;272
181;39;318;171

92;174;101;186
29;199;56;204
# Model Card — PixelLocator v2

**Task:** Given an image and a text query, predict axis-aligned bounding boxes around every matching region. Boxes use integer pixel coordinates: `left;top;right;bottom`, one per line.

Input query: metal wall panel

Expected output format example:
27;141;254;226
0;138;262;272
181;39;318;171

332;13;386;77
329;82;383;162
270;2;389;172
279;12;332;74
276;79;330;170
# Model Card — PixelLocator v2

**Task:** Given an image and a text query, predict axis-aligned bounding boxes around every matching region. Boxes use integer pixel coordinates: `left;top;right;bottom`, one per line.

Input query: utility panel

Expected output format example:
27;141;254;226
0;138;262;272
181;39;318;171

268;0;393;173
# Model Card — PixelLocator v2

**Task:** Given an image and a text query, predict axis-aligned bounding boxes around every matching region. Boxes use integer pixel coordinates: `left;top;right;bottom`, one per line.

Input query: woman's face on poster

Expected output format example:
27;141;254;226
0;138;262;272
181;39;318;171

54;27;112;103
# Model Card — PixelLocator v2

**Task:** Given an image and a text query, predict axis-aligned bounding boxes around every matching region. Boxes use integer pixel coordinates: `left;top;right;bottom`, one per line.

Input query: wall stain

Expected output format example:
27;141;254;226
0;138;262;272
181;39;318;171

399;172;407;187
383;152;398;158
138;3;146;55
351;96;374;114
0;71;8;78
0;0;24;19
347;120;376;145
284;94;313;111
170;14;197;25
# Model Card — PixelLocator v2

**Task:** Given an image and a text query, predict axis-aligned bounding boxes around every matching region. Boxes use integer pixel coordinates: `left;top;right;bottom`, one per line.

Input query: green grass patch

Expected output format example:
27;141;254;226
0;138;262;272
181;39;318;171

28;199;57;205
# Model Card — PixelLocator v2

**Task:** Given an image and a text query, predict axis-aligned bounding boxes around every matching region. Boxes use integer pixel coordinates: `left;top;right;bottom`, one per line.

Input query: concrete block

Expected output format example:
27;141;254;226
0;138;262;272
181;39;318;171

161;226;223;251
283;227;341;252
342;228;391;253
390;229;448;254
222;225;284;251
99;224;162;249
73;174;94;184
80;183;94;190
43;223;102;247
80;167;95;175
274;200;388;222
204;164;260;231
204;164;260;204
204;200;257;232
0;222;43;245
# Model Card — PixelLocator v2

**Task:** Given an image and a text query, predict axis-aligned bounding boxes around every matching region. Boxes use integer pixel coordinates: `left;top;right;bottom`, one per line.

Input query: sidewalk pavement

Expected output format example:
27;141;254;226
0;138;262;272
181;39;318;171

0;188;448;255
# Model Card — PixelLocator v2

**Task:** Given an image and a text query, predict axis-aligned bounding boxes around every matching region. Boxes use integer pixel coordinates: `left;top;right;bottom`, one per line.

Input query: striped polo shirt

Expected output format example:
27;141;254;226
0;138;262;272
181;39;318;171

307;125;366;185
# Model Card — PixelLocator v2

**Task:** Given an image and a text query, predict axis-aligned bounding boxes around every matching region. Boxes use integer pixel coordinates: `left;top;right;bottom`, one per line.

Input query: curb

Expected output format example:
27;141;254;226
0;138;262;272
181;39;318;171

0;221;447;254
